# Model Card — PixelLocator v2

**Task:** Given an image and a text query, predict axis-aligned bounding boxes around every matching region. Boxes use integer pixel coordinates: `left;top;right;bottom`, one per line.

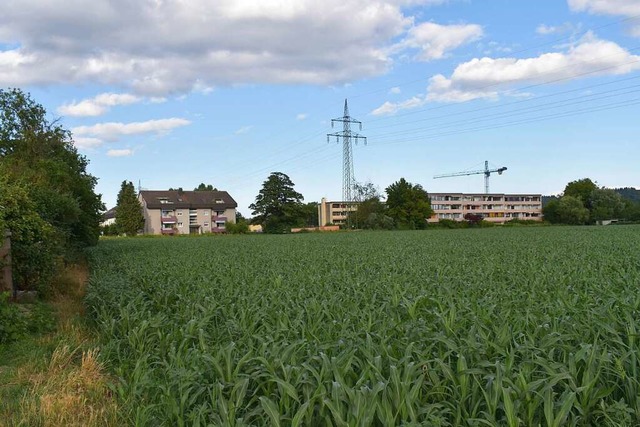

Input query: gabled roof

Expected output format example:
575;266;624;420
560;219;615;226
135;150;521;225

102;207;117;220
140;190;237;209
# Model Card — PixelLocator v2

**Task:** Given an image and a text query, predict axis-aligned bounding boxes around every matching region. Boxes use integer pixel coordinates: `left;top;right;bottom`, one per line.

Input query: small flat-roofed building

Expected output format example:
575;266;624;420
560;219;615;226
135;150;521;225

317;197;360;227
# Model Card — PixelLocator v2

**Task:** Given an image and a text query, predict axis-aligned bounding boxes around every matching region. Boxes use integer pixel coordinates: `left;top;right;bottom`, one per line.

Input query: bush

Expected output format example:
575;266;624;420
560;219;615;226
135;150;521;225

225;220;249;234
0;292;27;344
0;180;61;295
503;219;546;227
434;219;467;229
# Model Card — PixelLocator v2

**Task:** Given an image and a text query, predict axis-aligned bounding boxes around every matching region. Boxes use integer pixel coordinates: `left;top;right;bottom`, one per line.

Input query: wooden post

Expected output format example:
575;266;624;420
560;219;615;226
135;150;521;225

0;231;13;295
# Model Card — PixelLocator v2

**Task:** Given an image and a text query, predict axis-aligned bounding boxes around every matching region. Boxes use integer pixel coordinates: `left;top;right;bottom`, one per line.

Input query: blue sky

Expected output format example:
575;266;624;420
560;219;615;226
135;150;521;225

2;0;639;215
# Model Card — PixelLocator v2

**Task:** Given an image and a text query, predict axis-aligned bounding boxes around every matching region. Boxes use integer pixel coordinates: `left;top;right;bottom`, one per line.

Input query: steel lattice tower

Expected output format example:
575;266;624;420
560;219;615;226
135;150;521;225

327;99;367;206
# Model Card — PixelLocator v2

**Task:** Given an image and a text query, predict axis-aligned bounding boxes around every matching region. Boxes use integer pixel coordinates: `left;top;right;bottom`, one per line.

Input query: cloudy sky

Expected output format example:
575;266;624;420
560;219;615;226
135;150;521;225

2;0;639;213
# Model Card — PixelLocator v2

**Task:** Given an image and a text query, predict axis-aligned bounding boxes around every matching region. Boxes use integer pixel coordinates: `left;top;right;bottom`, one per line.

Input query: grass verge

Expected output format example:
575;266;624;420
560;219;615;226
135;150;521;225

0;265;119;426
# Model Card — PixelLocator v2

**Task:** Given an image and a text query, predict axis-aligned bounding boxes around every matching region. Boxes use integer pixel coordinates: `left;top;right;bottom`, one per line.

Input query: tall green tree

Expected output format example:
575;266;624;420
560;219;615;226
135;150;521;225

350;182;392;229
556;195;590;225
250;172;304;233
385;178;433;229
0;88;103;292
300;202;319;227
0;88;103;248
564;178;597;207
115;181;144;236
589;188;625;222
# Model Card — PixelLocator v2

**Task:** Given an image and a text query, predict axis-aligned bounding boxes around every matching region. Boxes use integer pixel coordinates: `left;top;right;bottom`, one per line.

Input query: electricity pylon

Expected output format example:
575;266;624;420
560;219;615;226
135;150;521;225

327;99;367;206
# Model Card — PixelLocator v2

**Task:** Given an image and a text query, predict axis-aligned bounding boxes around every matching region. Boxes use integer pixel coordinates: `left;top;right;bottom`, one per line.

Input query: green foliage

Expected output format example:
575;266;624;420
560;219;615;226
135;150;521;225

556;195;590;225
250;172;305;233
85;227;640;425
353;197;391;229
0;293;27;344
0;293;54;344
503;218;548;227
542;198;561;223
0;88;102;294
194;183;217;191
614;187;640;203
563;178;597;207
385;178;433;229
300;202;319;228
115;181;144;236
225;220;249;234
622;201;640;222
0;179;59;292
433;218;468;229
590;188;626;222
100;223;119;236
547;179;638;224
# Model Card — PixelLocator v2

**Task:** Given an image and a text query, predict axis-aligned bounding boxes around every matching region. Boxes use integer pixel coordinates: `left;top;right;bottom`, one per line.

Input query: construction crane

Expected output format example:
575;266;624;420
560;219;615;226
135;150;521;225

433;160;507;194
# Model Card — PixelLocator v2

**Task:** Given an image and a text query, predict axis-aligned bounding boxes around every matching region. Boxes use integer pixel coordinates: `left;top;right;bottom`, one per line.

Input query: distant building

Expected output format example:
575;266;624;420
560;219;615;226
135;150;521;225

428;193;542;224
317;198;360;227
138;190;237;235
100;207;117;227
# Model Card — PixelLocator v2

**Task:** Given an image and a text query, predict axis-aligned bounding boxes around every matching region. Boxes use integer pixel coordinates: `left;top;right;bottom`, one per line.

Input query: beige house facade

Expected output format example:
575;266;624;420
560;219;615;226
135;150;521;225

317;198;360;226
139;190;237;235
428;193;542;224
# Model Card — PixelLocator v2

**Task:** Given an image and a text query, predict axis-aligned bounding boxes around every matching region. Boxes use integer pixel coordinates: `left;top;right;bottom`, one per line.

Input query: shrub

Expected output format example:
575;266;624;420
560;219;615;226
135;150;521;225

0;292;27;344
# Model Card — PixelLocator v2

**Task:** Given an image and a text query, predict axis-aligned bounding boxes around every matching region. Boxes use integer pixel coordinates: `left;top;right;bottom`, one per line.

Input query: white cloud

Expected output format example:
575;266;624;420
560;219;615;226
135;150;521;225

396;22;483;61
536;22;579;35
427;35;640;102
372;34;640;112
234;125;253;135
106;148;134;157
58;92;141;117
371;96;424;115
73;137;104;149
296;113;308;121
72;118;191;143
568;0;640;35
568;0;640;16
0;1;473;95
389;86;401;94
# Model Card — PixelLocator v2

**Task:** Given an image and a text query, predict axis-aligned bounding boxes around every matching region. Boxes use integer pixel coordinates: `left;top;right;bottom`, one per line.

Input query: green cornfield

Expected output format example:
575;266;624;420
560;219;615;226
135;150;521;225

86;226;640;426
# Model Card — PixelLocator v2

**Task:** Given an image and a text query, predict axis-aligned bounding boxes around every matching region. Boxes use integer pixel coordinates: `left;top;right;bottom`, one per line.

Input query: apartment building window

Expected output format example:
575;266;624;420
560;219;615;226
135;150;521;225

177;211;183;216
215;199;223;203
203;211;209;216
204;222;209;227
177;222;183;227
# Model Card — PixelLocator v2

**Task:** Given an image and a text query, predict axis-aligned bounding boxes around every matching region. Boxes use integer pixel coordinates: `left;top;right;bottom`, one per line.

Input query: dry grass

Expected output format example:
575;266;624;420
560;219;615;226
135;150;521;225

0;265;120;427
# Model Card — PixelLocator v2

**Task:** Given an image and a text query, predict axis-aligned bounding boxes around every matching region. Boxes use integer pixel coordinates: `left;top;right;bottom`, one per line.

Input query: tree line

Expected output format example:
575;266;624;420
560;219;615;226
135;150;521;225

0;89;103;294
543;178;640;225
249;172;434;233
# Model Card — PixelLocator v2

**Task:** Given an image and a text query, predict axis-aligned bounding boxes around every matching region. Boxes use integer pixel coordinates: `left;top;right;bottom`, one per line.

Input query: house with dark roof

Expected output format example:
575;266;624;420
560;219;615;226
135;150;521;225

138;190;237;235
100;207;117;227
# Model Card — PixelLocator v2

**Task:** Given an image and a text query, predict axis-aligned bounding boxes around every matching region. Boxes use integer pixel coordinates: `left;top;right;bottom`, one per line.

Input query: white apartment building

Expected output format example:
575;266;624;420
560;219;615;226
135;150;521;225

428;193;542;224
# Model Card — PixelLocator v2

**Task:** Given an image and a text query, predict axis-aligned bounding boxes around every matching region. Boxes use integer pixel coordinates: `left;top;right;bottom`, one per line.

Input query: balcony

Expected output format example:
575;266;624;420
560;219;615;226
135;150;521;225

212;215;227;221
161;229;176;235
211;226;226;233
161;216;177;223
